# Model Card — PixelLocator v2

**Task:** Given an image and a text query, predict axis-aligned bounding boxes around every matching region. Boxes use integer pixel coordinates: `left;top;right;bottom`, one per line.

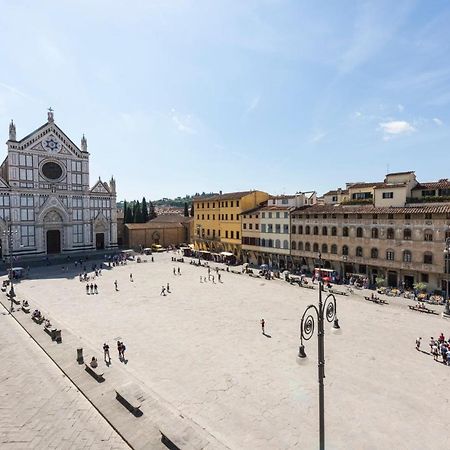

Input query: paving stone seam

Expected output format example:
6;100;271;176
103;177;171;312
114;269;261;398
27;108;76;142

0;298;133;450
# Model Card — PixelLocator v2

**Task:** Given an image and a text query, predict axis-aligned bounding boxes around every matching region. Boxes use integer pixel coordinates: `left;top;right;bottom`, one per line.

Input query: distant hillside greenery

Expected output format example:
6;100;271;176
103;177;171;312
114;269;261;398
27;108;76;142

152;192;217;207
118;193;217;220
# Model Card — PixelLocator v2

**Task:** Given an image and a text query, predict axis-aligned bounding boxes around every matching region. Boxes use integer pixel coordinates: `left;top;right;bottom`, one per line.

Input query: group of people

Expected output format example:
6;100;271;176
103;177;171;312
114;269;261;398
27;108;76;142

86;283;99;295
416;333;450;365
92;341;127;368
160;283;170;296
32;309;42;320
203;266;222;283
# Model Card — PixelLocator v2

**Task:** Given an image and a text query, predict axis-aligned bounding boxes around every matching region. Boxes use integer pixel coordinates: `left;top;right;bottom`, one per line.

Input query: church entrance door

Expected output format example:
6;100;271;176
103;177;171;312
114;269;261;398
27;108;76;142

96;233;105;250
47;230;61;254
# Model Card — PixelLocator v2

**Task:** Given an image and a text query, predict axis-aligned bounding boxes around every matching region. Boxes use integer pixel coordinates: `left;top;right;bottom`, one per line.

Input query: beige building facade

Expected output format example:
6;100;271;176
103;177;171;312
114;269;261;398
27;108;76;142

193;190;269;259
241;193;317;269
290;204;450;290
125;215;192;249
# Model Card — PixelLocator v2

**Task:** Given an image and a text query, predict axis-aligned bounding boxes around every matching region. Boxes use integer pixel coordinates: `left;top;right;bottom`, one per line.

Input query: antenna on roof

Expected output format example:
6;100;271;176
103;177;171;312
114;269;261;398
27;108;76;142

386;163;390;174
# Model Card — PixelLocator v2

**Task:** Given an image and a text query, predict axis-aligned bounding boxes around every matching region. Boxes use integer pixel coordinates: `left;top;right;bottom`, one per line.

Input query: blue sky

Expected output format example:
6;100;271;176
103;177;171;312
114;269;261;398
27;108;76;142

1;0;450;200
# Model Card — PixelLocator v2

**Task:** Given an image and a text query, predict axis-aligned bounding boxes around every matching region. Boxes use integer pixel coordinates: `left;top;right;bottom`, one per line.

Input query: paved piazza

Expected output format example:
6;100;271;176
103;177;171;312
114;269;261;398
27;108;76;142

0;310;128;449
10;253;450;449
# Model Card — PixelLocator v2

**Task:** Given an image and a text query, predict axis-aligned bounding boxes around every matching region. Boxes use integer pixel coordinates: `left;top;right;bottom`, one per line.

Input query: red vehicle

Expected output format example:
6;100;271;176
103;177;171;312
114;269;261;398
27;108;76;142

314;268;338;282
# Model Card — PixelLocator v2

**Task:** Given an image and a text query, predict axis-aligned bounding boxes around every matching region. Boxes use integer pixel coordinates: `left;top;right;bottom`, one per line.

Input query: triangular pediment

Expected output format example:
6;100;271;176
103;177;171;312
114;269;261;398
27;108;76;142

90;179;111;194
16;122;86;158
36;195;70;223
93;211;108;231
0;176;10;189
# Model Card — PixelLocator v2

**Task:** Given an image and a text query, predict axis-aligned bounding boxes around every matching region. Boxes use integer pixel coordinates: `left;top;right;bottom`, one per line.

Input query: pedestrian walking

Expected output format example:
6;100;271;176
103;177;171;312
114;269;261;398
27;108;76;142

218;273;221;283
120;342;126;361
130;273;133;282
94;283;98;294
114;280;118;291
86;283;89;295
166;282;170;293
212;275;215;283
151;256;154;262
177;267;181;275
103;343;110;362
415;337;421;351
432;344;439;361
117;341;122;360
173;267;176;275
90;283;94;294
260;318;265;334
440;343;447;363
160;286;166;296
429;337;436;353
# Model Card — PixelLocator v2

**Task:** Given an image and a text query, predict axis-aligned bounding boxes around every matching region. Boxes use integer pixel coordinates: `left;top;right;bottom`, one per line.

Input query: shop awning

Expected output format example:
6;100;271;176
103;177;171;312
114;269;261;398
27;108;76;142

220;252;234;256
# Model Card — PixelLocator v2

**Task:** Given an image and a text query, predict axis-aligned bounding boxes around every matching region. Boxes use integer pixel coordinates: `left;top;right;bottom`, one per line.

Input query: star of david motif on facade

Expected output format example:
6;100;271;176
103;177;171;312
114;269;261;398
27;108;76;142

43;137;61;153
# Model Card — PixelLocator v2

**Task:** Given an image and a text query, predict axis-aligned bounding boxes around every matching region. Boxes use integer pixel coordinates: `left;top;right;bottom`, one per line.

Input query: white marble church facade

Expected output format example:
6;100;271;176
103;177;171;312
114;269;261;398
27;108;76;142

0;110;117;257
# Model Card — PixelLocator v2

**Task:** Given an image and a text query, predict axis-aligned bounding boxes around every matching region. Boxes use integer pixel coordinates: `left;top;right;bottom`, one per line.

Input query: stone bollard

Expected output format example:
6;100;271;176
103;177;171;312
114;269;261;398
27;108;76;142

77;348;84;364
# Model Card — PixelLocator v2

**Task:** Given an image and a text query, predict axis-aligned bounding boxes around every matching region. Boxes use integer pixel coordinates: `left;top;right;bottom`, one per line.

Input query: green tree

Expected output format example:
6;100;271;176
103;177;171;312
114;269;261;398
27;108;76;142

413;282;427;292
124;200;134;223
184;202;189;217
190;203;194;217
133;200;142;223
375;276;386;288
141;197;149;222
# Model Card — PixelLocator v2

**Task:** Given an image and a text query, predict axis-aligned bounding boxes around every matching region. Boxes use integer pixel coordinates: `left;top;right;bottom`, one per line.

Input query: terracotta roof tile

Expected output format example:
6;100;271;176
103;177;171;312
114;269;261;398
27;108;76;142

193;191;255;201
291;204;450;214
412;180;450;190
347;182;385;189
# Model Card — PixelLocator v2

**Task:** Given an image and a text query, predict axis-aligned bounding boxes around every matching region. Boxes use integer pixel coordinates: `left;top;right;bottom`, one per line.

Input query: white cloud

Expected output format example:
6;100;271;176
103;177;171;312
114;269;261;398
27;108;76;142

0;82;34;101
433;117;443;126
246;95;260;114
171;109;197;135
379;120;415;139
309;131;327;143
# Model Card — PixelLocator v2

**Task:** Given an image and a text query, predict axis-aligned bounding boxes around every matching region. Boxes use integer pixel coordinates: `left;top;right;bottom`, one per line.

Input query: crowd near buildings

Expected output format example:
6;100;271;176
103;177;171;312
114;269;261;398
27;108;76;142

3;113;449;295
192;171;450;293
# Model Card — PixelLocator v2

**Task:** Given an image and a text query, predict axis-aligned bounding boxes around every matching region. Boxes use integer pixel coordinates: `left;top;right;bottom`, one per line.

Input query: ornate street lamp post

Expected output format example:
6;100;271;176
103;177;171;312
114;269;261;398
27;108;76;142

297;281;340;450
444;238;450;317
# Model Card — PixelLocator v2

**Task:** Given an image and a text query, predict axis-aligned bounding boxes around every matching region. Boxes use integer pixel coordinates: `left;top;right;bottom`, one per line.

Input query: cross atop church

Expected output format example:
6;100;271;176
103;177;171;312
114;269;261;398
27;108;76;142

47;107;54;123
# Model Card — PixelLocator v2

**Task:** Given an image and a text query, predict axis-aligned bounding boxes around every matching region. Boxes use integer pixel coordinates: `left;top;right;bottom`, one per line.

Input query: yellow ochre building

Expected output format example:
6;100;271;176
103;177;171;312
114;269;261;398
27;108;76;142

193;190;269;260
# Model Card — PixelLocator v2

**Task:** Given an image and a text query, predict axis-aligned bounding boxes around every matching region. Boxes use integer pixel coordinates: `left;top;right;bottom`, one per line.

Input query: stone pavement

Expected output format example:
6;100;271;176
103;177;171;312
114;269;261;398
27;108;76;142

5;252;450;449
0;311;129;450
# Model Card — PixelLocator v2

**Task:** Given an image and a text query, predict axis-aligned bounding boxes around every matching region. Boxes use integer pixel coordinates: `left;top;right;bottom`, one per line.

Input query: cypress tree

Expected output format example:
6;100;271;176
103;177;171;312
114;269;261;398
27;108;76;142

125;200;134;223
142;197;149;222
190;203;194;217
133;200;142;223
184;202;189;217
